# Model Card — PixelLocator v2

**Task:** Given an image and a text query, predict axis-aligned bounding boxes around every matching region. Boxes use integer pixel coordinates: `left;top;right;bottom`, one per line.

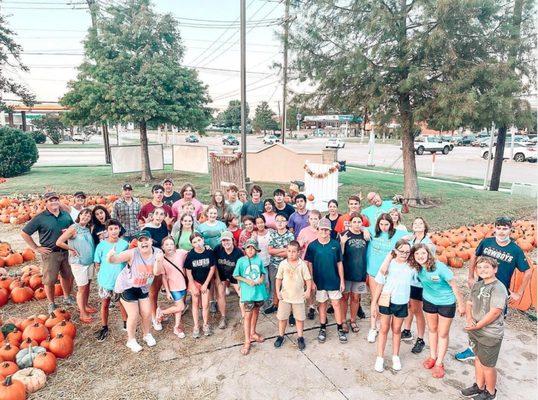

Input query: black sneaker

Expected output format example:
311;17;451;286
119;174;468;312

307;307;316;320
95;326;109;342
274;335;285;348
338;329;348;343
263;304;278;315
317;328;327;343
401;329;413;341
327;305;334;314
297;336;305;351
461;383;484;398
473;389;497;400
411;338;425;354
357;305;366;319
289;314;296;327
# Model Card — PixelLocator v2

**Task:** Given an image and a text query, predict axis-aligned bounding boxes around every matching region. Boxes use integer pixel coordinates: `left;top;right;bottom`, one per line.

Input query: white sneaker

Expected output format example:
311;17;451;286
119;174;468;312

392;355;402;371
152;319;162;331
126;339;142;353
374;356;384;373
225;286;230;296
143;333;157;347
367;328;378;343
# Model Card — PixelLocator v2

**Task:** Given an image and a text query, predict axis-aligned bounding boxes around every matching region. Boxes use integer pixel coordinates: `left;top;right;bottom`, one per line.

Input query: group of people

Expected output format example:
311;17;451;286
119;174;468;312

20;179;532;400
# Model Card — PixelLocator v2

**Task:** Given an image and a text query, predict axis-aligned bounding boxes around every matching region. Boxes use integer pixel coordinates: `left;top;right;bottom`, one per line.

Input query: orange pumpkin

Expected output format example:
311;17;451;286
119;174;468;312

28;275;42;290
19;338;39;350
33;288;47;300
0;376;26;400
48;334;73;359
0;343;19;362
54;283;63;297
448;257;464;268
0;277;13;291
0;361;19;378
21;248;35;262
4;253;23;267
32;352;56;375
0;288;8;307
10;287;34;304
51;309;71;321
51;320;76;339
22;323;49;344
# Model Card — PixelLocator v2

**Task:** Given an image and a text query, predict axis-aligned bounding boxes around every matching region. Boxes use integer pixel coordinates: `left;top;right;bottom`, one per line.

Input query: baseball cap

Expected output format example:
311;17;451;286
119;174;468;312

220;231;234;241
43;192;59;201
318;218;332;230
135;230;152;239
162;177;174;184
122;183;133;191
74;191;86;198
242;238;260;251
495;216;512;227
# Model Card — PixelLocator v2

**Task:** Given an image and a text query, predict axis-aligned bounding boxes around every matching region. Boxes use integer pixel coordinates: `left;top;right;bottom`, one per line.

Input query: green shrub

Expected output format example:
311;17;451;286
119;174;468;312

0;126;39;177
31;130;47;144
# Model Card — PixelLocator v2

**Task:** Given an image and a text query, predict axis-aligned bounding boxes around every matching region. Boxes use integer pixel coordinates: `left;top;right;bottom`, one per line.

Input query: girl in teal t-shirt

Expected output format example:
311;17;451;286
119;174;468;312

198;206;227;250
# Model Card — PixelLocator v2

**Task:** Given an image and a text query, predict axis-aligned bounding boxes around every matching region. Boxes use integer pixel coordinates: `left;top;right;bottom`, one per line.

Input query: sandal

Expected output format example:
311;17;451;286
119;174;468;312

240;344;251;355
79;316;93;324
342;321;350;333
432;364;445;378
422;357;436;369
349;321;360;333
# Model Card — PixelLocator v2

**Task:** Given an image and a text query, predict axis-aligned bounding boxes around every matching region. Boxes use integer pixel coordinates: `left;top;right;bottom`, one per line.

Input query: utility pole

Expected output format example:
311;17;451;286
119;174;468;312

240;0;248;181
280;0;290;144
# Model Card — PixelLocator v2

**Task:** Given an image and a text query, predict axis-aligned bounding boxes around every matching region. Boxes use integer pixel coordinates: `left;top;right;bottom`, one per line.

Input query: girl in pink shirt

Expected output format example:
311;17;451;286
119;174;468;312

155;236;189;339
297;210;321;258
262;199;277;230
171;183;204;219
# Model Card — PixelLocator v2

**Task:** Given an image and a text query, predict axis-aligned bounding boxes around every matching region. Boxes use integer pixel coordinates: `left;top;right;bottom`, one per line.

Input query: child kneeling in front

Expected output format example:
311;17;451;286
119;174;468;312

461;256;507;400
233;238;269;355
274;241;312;350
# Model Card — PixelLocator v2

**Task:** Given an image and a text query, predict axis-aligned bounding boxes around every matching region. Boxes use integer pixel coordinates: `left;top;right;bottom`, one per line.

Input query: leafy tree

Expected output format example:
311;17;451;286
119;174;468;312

289;0;504;205
216;100;249;129
61;0;211;181
253;102;279;133
0;126;38;177
33;115;66;145
30;130;47;144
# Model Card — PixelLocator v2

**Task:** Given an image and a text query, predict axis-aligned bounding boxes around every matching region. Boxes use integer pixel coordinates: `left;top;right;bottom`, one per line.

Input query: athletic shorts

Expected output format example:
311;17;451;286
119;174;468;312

344;281;368;294
243;300;264;312
170;290;187;301
120;287;149;302
468;331;503;367
422;299;456;318
315;290;342;303
217;266;237;284
70;263;94;287
277;301;306;321
41;251;73;285
410;285;423;301
379;302;408;318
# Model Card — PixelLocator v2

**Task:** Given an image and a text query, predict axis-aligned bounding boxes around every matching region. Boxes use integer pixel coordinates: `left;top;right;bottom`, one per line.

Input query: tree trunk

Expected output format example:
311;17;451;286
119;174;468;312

399;94;421;205
101;123;111;164
489;125;507;191
140;120;153;182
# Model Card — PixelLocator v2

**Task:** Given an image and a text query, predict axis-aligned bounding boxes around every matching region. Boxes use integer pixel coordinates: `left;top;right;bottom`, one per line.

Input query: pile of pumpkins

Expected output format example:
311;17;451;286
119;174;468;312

431;220;536;268
0;310;75;399
0;242;35;270
0;194;119;225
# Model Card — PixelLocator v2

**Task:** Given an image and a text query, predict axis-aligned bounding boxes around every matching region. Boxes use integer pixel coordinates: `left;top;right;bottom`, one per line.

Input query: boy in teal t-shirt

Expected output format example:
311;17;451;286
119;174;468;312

93;220;129;341
233;238;268;355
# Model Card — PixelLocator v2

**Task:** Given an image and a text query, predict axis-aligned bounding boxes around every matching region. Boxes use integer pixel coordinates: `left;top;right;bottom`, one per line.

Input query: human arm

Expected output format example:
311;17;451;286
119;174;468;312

448;279;466;316
370;278;384;320
186;270;200;295
305;260;316;291
107;246;132;264
361;227;371;241
464;300;474;328
337;261;345;292
465;307;503;331
276;278;283;300
378;252;393;275
304;278;312;299
201;266;216;293
339;232;348;254
467;253;478;289
55;226;77;254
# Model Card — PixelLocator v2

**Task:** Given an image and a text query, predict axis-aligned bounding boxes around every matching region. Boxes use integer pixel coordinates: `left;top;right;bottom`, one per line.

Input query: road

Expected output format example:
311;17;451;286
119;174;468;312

36;133;537;184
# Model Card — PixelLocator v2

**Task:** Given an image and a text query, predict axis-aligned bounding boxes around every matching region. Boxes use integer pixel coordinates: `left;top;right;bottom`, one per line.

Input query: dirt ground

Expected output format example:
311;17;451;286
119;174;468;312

1;223;536;400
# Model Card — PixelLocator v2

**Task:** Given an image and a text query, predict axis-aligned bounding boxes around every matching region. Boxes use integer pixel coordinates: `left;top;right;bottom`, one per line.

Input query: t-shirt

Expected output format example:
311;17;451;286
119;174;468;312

262;212;277;230
366;230;407;277
174;229;194;251
157;249;188;291
256;229;273;266
22;209;73;252
163;191;181;207
268;229;295;266
229;228;241;247
137;202;173;221
142;222;169;249
214;244;243;279
334;213;369;234
171;198;204;219
418;261;456;305
408;234;433;288
274;203;295;220
184;248;215;284
304;239;342;291
470;279;508;344
475;237;530;290
297;226;318;258
240;201;264;218
94;238;129;291
326;214;341;239
276;259;311;304
375;260;414;305
288;210;310;238
342;230;368;282
225;200;243;217
197;220;227;249
233;255;269;302
362;201;400;228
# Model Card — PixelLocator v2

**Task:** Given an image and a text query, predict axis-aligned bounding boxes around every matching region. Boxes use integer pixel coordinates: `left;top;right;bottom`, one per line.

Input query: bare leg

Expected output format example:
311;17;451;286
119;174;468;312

84;280;92;309
120;299;139;341
475;357;485;389
377;314;391;357
391;317;405;356
138;298;152;336
191;293;200;330
77;284;90;318
414;300;426;338
100;297;111;326
425;312;439;360
233;284;244;318
59;274;73;299
242;310;252;354
278;318;287;336
250;307;262;340
45;284;55;303
340;292;350;322
318;301;328;324
201;290;210;326
349;293;360;324
161;300;185;316
216;276;227;318
331;298;344;324
149;275;162;321
296;319;304;337
368;279;379;330
483;365;497;395
436;315;453;366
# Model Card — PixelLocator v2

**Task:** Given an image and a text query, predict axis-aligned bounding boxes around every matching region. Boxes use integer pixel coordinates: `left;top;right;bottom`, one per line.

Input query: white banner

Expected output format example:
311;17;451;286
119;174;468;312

303;162;339;212
110;144;164;174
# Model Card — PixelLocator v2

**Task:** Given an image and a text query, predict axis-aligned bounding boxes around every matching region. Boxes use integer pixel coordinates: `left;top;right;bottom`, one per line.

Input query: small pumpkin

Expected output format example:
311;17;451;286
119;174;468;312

0;375;26;400
21;248;35;262
22;323;48;344
0;343;19;362
28;275;42;290
40;340;50;351
12;367;46;394
48;334;73;359
51;320;76;339
34;288;47;300
0;361;18;378
0;289;8;307
0;277;13;292
6;329;22;346
51;308;71;321
53;283;63;297
19;338;39;350
15;346;46;369
32;352;56;375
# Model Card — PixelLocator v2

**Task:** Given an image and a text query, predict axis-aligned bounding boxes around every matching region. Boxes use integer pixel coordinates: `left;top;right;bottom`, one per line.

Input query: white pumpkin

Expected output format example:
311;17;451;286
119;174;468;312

12;367;47;393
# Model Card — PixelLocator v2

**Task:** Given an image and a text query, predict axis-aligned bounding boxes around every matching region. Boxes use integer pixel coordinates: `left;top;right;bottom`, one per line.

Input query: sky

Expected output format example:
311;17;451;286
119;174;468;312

2;0;292;113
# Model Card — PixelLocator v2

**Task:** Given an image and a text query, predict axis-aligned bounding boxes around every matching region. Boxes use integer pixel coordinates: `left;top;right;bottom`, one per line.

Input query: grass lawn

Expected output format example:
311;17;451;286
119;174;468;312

0;165;534;230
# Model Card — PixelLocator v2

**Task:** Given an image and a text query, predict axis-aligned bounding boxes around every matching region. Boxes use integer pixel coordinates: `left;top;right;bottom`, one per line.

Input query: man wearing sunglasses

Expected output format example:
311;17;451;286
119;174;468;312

137;184;174;227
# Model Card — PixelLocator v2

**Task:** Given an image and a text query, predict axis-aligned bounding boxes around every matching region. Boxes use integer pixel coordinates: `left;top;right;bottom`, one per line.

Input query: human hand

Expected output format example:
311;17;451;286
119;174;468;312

509;291;521;303
69;248;79;257
303;290;310;300
106;244;117;262
189;285;200;296
36;246;51;255
363;229;371;241
467;277;476;289
340;281;345;293
201;284;208;294
277;292;283;301
166;291;173;301
457;304;466;317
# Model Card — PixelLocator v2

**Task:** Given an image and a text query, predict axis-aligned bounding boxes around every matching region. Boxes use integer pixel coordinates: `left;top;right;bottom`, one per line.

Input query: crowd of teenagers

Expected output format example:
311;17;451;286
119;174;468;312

20;179;532;400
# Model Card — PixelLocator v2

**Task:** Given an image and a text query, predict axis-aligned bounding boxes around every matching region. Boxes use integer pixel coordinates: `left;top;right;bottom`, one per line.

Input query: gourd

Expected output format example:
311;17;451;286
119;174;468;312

15;346;46;369
12;368;46;393
0;375;26;400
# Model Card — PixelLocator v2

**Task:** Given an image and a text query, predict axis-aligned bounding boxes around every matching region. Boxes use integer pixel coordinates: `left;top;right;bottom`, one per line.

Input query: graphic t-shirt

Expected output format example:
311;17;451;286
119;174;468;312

475;237;529;290
375;260;414;305
288;210;310;238
276;259;311;304
408;234;433;288
274;203;295;220
334;213;369;234
418;261;455;305
233;255;269;302
304;239;342;291
213;244;243;280
197;220;227;249
137;202;173;221
94;238;129;290
163;191;181;207
225;200;243;217
362;201;400;229
342;230;368;282
184;248;215;284
268;229;295;266
470;279;508;344
366;230;407;277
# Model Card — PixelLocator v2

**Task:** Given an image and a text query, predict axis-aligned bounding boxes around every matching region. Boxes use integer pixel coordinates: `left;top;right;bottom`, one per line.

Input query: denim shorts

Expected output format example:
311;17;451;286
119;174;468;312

120;287;149;302
170;290;187;301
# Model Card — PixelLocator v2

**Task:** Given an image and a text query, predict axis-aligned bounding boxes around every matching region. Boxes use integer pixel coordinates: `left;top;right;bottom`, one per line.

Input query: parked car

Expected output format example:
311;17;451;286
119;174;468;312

185;134;199;143
472;137;493;147
222;135;239;146
313;128;325;137
325;138;345;149
456;135;476;146
413;136;452;155
482;143;537;162
439;136;455;150
263;134;280;145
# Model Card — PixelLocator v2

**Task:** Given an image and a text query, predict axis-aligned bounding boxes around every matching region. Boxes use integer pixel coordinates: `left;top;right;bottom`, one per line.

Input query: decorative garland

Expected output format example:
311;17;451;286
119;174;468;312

210;152;242;165
303;162;340;179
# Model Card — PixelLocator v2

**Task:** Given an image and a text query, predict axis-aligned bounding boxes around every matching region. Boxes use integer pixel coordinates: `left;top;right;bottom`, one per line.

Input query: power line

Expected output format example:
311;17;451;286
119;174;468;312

212;79;280;101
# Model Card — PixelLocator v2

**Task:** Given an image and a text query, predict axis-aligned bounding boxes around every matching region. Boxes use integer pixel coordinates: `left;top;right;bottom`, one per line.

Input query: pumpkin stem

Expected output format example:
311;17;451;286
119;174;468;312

3;375;13;386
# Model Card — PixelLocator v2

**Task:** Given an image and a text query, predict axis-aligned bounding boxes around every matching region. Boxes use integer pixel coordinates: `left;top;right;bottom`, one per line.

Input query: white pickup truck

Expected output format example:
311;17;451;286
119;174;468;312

413;136;453;155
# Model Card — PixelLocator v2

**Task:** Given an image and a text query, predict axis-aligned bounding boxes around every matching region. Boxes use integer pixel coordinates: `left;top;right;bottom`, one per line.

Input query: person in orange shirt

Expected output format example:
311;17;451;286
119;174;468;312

334;195;369;234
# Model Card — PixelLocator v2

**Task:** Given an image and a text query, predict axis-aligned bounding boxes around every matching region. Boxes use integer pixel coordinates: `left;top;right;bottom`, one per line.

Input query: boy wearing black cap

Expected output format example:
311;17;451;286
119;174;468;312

112;184;141;241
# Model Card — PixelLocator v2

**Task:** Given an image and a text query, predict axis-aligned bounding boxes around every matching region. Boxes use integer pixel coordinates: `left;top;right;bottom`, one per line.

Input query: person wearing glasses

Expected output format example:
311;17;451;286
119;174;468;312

137;184;173;226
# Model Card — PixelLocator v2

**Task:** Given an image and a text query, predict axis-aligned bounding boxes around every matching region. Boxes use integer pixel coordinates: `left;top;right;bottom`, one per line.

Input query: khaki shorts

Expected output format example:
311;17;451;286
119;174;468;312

468;331;503;368
41;252;73;285
344;281;368;294
71;264;94;286
315;290;342;303
277;301;306;321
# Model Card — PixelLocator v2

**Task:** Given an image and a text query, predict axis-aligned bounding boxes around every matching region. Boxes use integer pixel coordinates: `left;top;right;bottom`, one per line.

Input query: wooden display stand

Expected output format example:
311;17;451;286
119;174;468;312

210;148;245;192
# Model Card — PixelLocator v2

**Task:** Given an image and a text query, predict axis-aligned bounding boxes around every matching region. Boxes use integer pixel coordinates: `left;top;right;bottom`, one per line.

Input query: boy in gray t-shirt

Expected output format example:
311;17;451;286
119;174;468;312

461;256;508;400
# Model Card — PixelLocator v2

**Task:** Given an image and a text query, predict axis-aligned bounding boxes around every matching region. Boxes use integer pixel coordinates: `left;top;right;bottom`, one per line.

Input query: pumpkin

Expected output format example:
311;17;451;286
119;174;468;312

0;375;26;400
51;320;76;339
0;343;19;362
15;346;46;369
34;288;47;300
12;368;46;394
48;334;73;359
19;338;38;350
448;257;464;268
8;280;22;291
40;340;50;351
19;317;41;332
10;287;33;304
51;309;71;321
28;275;42;290
53;283;63;297
4;253;23;267
22;323;48;344
0;361;18;378
0;289;8;307
44;314;64;330
32;352;56;375
0;277;13;291
21;249;35;262
6;329;22;346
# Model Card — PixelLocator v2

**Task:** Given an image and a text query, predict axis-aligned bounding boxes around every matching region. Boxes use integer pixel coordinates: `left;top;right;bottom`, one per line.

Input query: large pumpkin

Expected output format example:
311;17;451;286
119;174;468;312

12;368;46;394
0;376;26;400
34;288;47;300
0;343;19;362
32;352;56;375
21;249;35;262
51;320;76;339
28;275;42;290
22;323;48;344
51;309;71;321
0;289;8;307
0;361;18;379
10;287;33;304
48;334;73;359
